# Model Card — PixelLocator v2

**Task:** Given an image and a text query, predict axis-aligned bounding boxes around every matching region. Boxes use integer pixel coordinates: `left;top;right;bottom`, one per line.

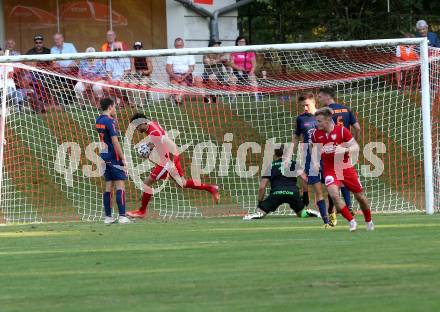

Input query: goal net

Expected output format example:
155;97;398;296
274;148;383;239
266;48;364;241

0;39;438;223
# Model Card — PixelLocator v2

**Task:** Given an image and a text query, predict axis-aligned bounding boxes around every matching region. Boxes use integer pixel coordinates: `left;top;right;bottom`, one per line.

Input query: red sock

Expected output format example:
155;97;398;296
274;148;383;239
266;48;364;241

139;192;152;213
185;179;214;192
340;206;354;221
363;208;372;222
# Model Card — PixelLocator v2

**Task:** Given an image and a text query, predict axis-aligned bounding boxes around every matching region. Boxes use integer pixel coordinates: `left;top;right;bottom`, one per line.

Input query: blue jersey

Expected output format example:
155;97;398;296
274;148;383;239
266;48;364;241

328;103;357;130
295;113;316;143
96;114;120;162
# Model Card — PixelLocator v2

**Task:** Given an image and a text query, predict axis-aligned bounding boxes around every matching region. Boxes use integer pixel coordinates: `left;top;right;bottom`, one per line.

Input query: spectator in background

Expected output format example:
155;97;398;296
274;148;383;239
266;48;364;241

51;33;78;74
26;35;50;60
201;39;235;103
26;35;51;67
230;36;261;101
0;50;25;112
105;41;131;105
4;39;20;55
106;42;131;81
415;20;440;47
26;35;52;106
131;41;153;77
101;30;128;52
74;47;106;107
166;37;195;105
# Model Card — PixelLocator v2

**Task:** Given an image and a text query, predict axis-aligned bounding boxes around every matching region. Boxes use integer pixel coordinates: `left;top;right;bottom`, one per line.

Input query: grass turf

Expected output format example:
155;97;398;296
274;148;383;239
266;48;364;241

1;214;439;312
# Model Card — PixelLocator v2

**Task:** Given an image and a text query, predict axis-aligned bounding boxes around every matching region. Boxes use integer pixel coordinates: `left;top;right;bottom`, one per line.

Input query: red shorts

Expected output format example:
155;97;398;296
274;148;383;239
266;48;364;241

323;167;363;194
150;156;184;181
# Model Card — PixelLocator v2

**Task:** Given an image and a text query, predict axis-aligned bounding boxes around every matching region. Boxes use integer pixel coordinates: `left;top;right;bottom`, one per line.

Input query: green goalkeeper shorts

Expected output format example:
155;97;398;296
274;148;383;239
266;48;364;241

258;190;304;213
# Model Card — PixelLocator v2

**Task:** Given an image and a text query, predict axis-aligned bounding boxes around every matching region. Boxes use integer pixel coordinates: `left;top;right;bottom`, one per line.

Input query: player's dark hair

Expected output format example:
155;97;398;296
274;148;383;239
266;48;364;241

274;144;284;158
318;87;336;99
315;107;333;118
298;93;315;103
235;36;247;46
100;98;114;111
130;112;147;123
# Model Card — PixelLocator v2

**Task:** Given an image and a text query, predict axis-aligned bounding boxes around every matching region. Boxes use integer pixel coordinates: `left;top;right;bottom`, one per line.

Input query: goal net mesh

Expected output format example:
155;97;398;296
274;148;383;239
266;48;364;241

0;43;438;223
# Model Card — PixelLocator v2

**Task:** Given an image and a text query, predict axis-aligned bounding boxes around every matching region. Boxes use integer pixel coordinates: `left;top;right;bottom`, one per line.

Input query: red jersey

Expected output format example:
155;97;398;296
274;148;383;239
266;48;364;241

311;125;354;173
146;121;166;138
145;121;171;164
145;121;184;180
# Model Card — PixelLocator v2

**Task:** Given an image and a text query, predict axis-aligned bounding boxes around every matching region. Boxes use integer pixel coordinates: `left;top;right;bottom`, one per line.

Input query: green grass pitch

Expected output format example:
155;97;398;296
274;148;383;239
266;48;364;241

1;214;439;312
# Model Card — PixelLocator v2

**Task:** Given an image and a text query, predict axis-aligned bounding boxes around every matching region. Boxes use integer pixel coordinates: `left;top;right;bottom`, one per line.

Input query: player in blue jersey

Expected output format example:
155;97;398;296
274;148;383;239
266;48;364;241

285;93;330;226
96;98;131;224
318;87;360;225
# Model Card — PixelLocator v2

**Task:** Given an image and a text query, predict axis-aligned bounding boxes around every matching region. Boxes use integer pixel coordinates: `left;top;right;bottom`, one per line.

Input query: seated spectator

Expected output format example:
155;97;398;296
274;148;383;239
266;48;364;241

0;51;25;112
4;39;20;55
415;20;440;48
51;33;78;75
201;39;236;103
13;69;45;113
166;37;196;105
26;35;51;67
106;42;131;81
105;41;131;105
26;35;52;105
74;47;106;107
101;30;128;52
230;36;261;101
131;41;153;77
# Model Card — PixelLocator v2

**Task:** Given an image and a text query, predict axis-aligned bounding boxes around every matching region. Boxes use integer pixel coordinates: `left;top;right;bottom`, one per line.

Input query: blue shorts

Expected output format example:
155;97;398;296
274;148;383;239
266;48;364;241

304;159;322;185
103;161;127;181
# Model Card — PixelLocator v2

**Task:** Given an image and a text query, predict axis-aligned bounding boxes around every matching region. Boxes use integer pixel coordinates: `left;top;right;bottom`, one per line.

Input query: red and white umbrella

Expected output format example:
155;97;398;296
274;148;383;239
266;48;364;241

61;1;128;26
9;5;57;29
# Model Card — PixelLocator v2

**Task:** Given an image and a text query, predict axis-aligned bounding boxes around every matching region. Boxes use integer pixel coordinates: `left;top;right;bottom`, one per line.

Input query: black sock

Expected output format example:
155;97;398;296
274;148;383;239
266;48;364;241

302;192;309;206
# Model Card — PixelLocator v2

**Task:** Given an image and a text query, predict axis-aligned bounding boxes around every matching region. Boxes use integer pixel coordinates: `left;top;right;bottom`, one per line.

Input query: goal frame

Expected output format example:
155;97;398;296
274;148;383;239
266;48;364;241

0;38;434;215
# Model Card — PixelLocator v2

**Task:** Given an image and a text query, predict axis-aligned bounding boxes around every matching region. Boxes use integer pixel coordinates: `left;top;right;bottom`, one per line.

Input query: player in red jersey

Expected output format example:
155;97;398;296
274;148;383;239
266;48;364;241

311;107;374;231
126;113;220;218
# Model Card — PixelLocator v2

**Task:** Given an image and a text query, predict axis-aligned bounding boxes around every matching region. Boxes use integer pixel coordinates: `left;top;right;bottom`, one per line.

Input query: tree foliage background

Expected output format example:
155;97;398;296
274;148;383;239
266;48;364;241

238;0;440;44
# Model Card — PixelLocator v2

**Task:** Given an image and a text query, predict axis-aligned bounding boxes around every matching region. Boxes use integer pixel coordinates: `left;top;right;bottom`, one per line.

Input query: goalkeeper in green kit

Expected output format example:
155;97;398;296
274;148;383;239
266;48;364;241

243;144;320;220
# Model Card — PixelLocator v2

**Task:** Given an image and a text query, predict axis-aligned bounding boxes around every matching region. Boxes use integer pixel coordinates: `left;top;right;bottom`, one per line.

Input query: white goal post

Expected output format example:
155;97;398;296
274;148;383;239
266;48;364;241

0;38;436;223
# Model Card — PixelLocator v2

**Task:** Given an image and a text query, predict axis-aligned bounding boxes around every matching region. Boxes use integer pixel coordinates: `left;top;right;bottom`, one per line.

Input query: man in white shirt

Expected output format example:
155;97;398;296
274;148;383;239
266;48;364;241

51;33;78;73
166;38;195;105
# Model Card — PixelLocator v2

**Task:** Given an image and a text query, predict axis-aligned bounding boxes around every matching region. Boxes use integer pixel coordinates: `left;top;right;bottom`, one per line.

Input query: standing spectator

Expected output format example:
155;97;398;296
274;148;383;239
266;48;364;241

101;30;128;52
105;41;131;105
4;39;20;55
230;36;260;101
74;47;106;107
415;20;440;48
131;41;153;77
166;38;195;105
